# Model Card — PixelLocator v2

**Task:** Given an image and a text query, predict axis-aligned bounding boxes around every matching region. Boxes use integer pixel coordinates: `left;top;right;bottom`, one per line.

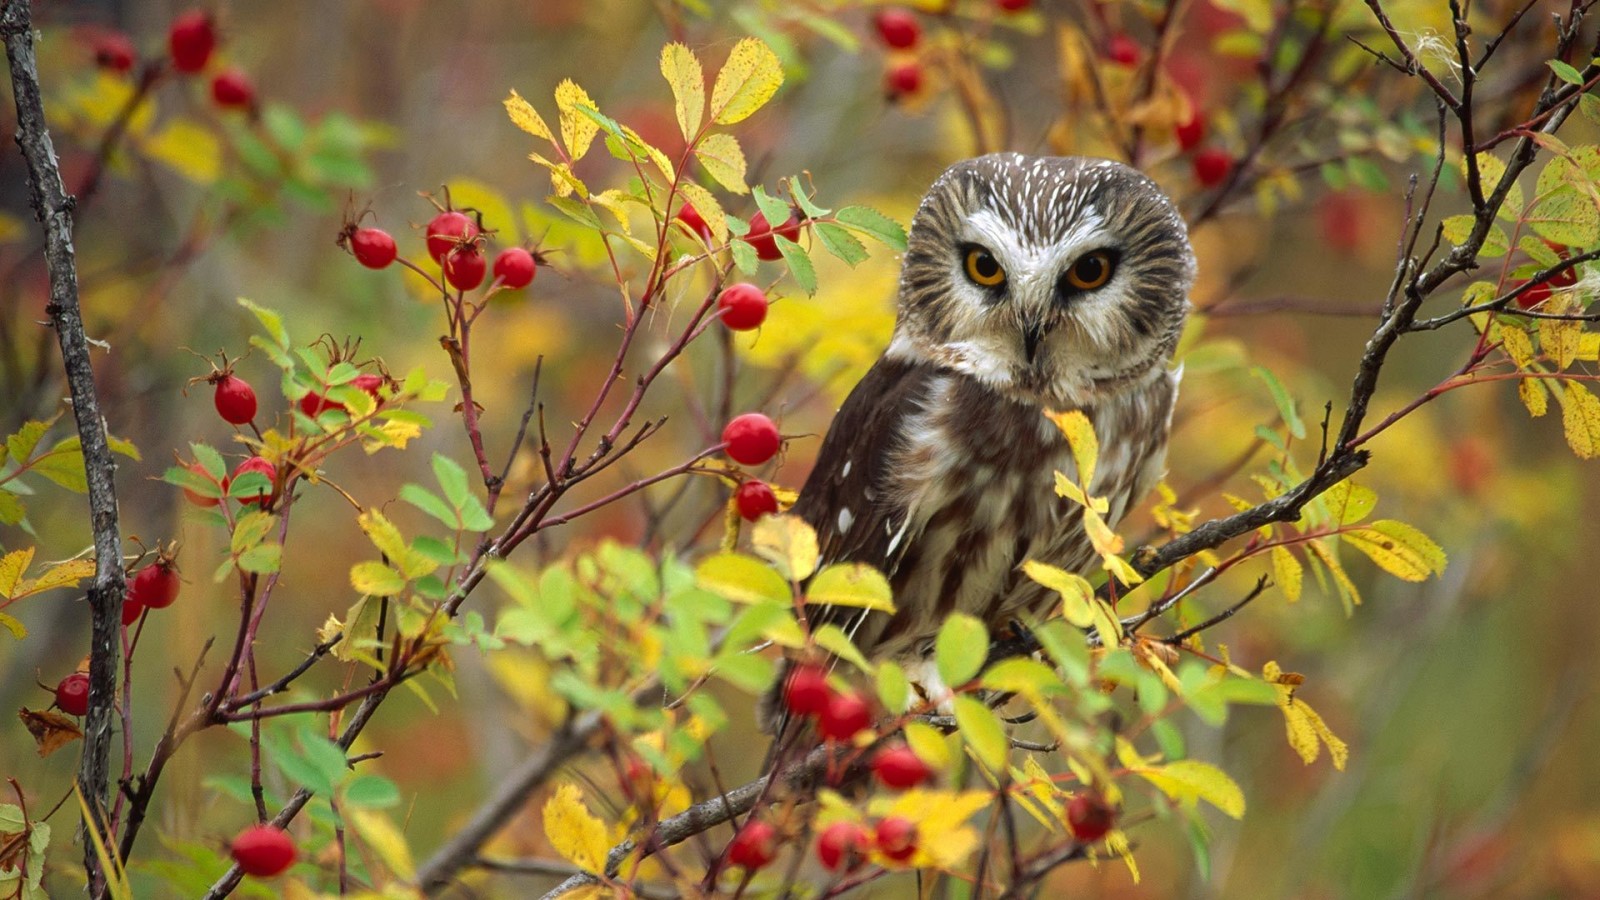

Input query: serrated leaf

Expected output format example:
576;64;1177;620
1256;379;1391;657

675;181;728;248
237;298;289;349
1541;318;1582;371
543;783;611;873
5;418;54;465
554;80;600;161
400;483;456;528
1341;519;1447;582
952;695;1009;773
358;510;408;563
1137;760;1245;819
351;561;407;596
1519;377;1549;416
1473;152;1524;220
1271;546;1302;601
709;37;784;125
935;614;988;688
0;548;34;598
231;510;276;554
1320;480;1377;525
835;206;907;250
1560;381;1600;458
775;235;816;294
695;133;748;194
504;89;554;142
815;221;868;266
660;43;706;140
694;553;791;605
807;563;894;612
30;445;86;492
751;515;819;582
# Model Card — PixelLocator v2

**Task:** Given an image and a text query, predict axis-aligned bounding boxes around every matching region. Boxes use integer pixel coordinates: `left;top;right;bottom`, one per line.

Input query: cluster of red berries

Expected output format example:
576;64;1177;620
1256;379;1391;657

780;664;874;740
91;12;256;113
673;199;804;265
721;411;782;520
230;824;296;878
872;2;1031;99
342;209;539;293
725;814;924;873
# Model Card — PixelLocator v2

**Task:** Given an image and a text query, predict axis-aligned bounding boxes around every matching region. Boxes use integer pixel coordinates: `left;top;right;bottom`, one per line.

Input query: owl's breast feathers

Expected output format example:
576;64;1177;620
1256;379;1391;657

791;355;1176;659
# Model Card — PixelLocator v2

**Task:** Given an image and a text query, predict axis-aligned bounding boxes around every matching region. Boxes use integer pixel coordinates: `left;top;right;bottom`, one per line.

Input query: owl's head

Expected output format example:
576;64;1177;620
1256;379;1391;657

887;153;1194;407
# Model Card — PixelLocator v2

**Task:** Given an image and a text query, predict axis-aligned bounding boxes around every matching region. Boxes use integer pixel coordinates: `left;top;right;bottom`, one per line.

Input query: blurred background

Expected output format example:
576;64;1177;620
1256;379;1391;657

2;1;1599;897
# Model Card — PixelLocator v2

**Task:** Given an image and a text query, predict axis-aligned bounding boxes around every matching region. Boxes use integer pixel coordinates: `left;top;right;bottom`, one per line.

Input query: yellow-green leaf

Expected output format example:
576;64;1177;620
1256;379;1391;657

1137;760;1245;819
935;614;988;688
504;89;554;142
752;515;819;582
1306;539;1360;613
543;783;611;873
813;624;873;673
347;808;415;880
553;80;600;161
1271;545;1302;602
952;695;1009;774
1341;519;1446;582
231;510;276;554
350;561;407;596
807;562;894;612
709;38;784;125
694;552;790;605
1045;409;1097;488
141;118;220;184
1320;479;1376;526
0;611;24;639
1022;560;1095;628
694;133;748;194
903;720;952;770
660;43;705;140
674;180;728;248
1560;381;1600;458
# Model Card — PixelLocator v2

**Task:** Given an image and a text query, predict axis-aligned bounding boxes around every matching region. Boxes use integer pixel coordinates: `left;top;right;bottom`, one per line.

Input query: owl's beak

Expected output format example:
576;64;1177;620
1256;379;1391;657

1021;319;1045;365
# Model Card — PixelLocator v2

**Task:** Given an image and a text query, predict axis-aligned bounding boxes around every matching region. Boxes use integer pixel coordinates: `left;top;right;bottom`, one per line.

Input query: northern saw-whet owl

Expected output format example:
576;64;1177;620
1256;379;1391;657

778;153;1194;710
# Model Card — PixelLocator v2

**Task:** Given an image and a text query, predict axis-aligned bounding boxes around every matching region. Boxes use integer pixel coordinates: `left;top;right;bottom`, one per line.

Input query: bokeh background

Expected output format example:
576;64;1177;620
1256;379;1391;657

2;1;1599;897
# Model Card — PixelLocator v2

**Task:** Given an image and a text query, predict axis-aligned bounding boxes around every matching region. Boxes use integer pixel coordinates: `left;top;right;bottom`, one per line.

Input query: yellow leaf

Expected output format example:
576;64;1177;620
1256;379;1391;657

709;38;784;125
0;611;24;639
903;720;952;770
589;189;635;235
953;695;1009;774
1045;408;1097;488
1106;830;1141;883
0;547;35;598
0;211;25;243
1306;539;1360;612
446;178;518;241
1341;519;1447;582
358;511;408;563
1266;662;1348;770
347;808;416;879
1320;479;1377;525
1560;381;1600;458
350;561;406;596
1271;545;1302;602
543;783;611;873
1500;324;1535;368
141;118;220;184
1022;560;1095;627
553;80;600;161
1091;597;1125;644
877;789;991;869
751;514;819;582
504;89;554;142
1136;759;1245;818
1540;318;1582;371
1520;377;1549;417
1576;332;1600;361
18;558;96;597
694;133;748;194
693;552;790;605
659;43;705;140
807;563;895;612
674;180;729;248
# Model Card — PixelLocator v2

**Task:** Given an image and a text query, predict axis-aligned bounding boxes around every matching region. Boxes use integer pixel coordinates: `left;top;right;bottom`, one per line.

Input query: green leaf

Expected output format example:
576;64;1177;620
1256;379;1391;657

30;442;86;492
236;543;281;575
342;774;402;809
400;483;456;528
1250;366;1305;439
788;176;830;220
5;417;55;465
952;695;1009;773
1548;59;1584;85
751;184;789;227
807;563;894;612
237;298;289;349
815;222;868;267
876;661;909;712
709;37;784;125
935;614;988;688
231;510;276;554
432;454;472;509
660;44;706;140
980;658;1063;696
813;624;873;673
775;235;816;294
835;206;907;251
695;553;791;605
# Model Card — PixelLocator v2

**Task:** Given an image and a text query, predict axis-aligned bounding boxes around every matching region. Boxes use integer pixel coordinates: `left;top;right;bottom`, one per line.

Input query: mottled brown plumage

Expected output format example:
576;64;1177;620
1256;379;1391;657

782;153;1192;706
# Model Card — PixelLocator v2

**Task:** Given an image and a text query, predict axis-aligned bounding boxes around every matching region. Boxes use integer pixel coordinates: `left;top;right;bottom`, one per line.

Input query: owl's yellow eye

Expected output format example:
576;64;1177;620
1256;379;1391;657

964;248;1006;287
1065;250;1115;291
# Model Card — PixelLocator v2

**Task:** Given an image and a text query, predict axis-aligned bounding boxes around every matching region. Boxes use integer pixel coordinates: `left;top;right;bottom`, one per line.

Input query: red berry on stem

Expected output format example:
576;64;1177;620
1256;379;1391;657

55;673;90;717
1193;147;1233;188
717;283;769;331
819;691;872;740
745;211;799;262
210;68;254;109
232;456;276;507
676;203;713;242
444;246;487;291
871;744;934;789
167;10;215;74
1176;112;1206;152
886;61;923;98
352;373;385;400
783;665;832;717
350;227;397;269
1106;33;1140;66
1066;793;1116;842
493;247;537;288
213;373;257;425
122;596;145;626
734;480;779;521
300;391;343;417
816;821;870;872
129;560;181;610
874;9;922;50
231;825;297;878
874;816;918;862
722;413;781;465
728;820;778;870
93;33;136;73
425;210;479;263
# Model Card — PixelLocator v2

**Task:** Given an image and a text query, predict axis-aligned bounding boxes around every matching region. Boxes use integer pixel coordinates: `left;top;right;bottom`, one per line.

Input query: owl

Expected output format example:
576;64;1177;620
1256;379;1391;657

784;152;1194;693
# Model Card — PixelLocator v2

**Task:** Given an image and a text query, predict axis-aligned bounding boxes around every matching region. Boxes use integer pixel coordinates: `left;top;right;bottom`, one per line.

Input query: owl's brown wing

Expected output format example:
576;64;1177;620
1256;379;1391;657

789;355;936;578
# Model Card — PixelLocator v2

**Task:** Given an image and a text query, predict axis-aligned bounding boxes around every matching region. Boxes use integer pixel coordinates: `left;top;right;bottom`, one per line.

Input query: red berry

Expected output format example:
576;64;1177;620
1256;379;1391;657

128;561;181;610
167;10;215;74
213;373;257;425
210;68;254;109
1106;33;1140;66
728;820;778;870
734;480;779;521
783;665;832;717
300;391;343;418
232;456;276;507
444;246;487;291
93;33;136;74
1176;113;1206;152
55;673;90;717
1193;147;1233;188
1066;793;1115;842
722;413;781;465
885;61;923;98
874;816;918;862
182;461;225;508
122;595;145;626
818;691;872;740
425;210;480;263
493;247;537;288
996;0;1031;10
874;9;922;49
871;744;934;790
717;283;769;331
676;202;713;242
351;373;385;400
744;211;799;262
350;227;397;269
816;821;870;872
230;825;296;878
